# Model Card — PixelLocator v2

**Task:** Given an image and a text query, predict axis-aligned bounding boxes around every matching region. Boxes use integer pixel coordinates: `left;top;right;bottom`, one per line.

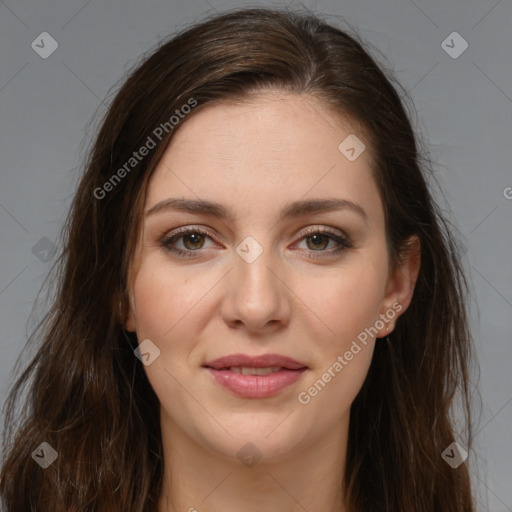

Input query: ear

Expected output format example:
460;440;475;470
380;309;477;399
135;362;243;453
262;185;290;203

377;235;421;337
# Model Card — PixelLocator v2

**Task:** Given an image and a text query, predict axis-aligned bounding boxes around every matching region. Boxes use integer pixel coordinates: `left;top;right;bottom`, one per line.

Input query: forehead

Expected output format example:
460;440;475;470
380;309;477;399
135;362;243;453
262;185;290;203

145;92;381;223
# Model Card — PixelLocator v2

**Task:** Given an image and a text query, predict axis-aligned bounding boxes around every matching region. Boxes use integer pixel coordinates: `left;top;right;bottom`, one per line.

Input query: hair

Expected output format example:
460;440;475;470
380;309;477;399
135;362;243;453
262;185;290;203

1;7;478;511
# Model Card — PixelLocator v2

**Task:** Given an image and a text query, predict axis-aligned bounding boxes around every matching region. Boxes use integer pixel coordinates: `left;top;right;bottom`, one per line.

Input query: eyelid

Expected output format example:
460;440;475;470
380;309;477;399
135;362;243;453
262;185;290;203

160;225;221;249
296;225;347;239
162;224;348;241
164;225;218;239
291;225;353;257
159;224;353;257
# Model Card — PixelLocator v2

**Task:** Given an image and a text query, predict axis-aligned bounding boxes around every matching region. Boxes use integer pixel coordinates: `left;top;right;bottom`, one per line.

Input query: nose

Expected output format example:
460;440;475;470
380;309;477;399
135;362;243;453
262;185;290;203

220;245;292;334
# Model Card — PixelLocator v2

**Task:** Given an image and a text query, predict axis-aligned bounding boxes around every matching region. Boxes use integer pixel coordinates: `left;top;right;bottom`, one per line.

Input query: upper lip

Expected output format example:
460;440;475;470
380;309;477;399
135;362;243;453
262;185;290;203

203;353;308;370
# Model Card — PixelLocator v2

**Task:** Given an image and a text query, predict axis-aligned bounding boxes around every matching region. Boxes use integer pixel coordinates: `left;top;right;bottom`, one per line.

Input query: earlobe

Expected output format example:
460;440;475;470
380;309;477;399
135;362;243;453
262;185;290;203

378;235;421;336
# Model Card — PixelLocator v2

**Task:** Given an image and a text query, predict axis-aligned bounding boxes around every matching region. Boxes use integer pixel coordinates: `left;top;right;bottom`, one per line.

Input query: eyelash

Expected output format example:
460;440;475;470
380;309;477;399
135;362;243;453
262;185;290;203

159;226;353;260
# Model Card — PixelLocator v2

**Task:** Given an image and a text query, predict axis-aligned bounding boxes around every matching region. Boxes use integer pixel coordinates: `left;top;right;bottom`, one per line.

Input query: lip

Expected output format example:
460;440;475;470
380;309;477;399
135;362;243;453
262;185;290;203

204;353;307;370
203;353;308;399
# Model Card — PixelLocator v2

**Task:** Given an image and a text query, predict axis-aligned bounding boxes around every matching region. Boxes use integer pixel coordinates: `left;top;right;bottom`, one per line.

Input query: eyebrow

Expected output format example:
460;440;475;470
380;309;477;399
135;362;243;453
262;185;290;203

145;197;368;223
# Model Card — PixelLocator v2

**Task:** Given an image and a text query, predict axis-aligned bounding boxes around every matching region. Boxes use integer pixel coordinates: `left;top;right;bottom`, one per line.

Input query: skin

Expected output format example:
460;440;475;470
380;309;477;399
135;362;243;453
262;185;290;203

125;92;420;512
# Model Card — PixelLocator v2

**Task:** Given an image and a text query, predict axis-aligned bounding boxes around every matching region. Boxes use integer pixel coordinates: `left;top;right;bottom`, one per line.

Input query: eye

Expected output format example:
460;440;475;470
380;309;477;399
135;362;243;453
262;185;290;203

159;225;353;259
160;227;218;257
294;227;353;259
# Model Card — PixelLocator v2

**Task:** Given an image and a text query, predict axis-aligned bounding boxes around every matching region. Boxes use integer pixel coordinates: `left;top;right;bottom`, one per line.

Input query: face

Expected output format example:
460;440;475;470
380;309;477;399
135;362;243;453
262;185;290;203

125;92;418;463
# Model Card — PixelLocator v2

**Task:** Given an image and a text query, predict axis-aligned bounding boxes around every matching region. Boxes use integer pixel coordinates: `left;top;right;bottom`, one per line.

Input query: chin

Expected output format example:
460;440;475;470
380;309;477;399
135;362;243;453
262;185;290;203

194;410;313;464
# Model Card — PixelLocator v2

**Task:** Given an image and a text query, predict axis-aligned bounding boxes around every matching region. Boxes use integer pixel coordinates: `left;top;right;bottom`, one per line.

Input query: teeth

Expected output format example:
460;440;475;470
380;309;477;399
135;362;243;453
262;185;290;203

229;366;282;375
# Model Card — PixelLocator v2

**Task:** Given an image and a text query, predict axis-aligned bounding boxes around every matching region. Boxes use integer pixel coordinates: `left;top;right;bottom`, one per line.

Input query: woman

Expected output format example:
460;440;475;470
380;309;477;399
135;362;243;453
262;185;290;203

0;7;477;511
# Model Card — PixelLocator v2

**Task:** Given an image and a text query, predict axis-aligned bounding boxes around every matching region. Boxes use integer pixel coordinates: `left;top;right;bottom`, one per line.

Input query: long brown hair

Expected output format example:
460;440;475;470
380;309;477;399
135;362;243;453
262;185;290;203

1;7;478;511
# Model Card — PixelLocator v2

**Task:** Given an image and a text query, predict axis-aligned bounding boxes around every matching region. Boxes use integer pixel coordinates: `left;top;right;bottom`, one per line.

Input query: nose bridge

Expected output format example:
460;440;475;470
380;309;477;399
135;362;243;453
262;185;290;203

222;234;290;329
235;235;280;300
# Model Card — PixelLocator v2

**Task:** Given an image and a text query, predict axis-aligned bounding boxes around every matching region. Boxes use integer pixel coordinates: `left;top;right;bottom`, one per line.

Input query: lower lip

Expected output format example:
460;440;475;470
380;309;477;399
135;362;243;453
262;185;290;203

206;368;307;398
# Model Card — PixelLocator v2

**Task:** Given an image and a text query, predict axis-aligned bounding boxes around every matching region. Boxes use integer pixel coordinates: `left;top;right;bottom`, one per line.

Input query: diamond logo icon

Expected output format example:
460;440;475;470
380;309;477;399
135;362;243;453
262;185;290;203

236;236;263;263
338;134;366;161
31;442;58;469
31;32;59;59
236;442;263;468
134;338;161;366
441;441;468;468
32;237;57;263
441;32;468;59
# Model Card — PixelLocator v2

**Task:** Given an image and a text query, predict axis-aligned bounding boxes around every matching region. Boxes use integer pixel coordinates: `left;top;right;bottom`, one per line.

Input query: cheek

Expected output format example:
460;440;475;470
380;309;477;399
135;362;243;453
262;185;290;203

301;261;388;346
129;260;203;408
131;258;204;341
298;341;375;436
293;256;386;410
294;269;381;428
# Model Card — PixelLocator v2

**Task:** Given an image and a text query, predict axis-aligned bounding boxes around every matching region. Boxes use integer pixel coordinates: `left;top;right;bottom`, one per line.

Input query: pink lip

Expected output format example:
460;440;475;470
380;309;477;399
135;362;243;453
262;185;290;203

204;353;307;370
203;353;308;399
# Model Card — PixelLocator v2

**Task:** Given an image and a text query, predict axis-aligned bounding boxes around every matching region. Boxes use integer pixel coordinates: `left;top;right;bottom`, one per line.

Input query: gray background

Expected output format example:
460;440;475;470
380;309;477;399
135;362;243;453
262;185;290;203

0;0;511;509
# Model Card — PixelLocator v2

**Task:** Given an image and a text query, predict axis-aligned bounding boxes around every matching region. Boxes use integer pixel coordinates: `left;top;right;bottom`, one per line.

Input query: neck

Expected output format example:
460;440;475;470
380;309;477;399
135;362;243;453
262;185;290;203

157;409;350;512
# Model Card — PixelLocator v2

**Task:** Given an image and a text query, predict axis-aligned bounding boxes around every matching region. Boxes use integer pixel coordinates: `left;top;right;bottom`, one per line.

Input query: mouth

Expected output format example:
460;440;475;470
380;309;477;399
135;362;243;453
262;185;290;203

203;353;308;398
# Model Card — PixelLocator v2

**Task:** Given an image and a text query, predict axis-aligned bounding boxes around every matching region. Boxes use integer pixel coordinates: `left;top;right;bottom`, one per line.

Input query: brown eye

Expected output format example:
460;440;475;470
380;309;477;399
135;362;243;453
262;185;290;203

182;232;206;250
160;227;218;257
295;227;353;260
305;233;330;251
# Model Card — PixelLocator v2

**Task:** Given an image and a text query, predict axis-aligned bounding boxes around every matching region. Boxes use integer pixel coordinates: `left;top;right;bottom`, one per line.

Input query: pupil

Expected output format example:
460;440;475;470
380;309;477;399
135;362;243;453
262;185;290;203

308;234;327;250
185;233;203;249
